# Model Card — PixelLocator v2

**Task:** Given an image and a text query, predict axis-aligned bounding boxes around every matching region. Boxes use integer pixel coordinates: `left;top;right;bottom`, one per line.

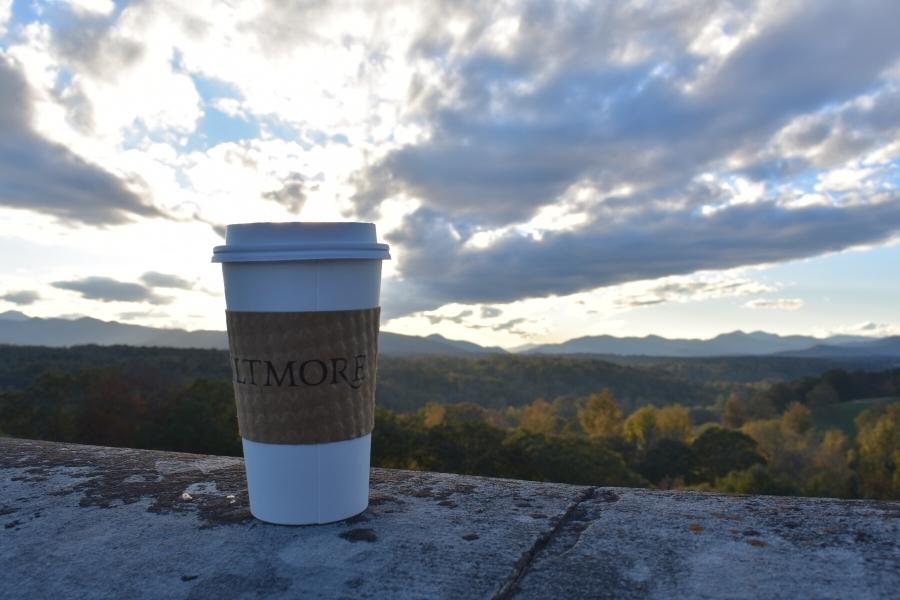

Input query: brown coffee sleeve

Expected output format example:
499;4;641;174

225;307;379;444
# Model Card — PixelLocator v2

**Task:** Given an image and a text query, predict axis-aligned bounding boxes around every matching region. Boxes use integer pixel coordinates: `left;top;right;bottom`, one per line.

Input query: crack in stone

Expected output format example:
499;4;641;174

492;486;597;600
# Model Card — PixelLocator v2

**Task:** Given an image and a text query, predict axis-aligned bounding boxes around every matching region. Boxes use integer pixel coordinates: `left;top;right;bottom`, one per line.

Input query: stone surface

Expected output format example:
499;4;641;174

514;489;900;600
1;437;898;599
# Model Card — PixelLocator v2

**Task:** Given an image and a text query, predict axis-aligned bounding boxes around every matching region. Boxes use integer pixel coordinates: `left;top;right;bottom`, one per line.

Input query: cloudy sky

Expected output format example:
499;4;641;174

1;0;899;348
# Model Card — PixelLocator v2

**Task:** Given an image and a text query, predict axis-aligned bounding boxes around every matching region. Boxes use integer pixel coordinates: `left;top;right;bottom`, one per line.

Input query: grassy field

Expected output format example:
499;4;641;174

812;397;899;436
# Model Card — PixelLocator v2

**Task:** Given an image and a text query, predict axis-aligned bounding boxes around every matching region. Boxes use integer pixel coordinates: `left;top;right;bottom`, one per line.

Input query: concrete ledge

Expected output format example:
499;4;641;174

1;437;898;599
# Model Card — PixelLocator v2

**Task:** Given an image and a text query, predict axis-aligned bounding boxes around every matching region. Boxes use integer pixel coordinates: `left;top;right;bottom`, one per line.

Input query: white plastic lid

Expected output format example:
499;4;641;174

211;222;390;263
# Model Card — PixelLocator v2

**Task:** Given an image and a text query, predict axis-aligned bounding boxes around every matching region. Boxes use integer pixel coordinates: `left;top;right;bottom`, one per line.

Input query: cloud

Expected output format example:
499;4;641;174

262;173;306;213
824;321;900;337
414;305;532;336
357;1;900;316
355;2;900;222
0;58;161;225
117;310;162;321
0;0;11;38
424;309;473;325
140;271;194;290
5;0;900;332
62;0;115;17
1;290;40;305
480;306;502;319
614;277;775;309
743;298;804;310
52;276;172;304
384;193;900;315
492;317;527;333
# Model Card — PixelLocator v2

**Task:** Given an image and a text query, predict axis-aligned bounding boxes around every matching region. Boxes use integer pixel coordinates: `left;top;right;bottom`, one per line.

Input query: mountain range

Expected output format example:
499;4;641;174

0;311;499;356
522;331;898;357
1;310;897;358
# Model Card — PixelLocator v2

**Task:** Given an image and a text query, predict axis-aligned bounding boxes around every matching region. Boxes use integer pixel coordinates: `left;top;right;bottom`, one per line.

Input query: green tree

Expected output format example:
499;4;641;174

806;381;839;406
372;407;422;469
146;378;240;456
577;390;623;438
503;430;645;487
414;421;507;477
723;390;776;429
636;439;698;487
692;427;765;482
78;369;148;447
714;464;796;496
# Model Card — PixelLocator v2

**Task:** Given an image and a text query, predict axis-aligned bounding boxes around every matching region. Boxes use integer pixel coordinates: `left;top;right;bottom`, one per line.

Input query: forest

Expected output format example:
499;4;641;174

0;344;897;500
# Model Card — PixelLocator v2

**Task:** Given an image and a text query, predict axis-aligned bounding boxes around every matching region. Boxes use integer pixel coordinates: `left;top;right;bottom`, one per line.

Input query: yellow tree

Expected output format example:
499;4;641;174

781;402;813;434
422;404;447;428
856;404;900;499
743;416;813;480
577;390;623;438
624;405;658;450
656;405;692;442
722;391;746;429
806;429;856;498
519;398;561;435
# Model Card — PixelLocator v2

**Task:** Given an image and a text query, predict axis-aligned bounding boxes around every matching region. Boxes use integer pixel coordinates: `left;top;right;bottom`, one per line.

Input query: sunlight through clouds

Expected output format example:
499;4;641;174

1;0;899;345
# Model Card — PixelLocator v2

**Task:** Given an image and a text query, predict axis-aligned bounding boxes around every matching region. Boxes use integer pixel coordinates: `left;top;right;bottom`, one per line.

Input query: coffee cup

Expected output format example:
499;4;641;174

212;222;389;524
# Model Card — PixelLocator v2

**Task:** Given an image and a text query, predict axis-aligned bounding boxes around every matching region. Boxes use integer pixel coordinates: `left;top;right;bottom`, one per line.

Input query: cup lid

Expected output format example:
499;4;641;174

211;222;391;263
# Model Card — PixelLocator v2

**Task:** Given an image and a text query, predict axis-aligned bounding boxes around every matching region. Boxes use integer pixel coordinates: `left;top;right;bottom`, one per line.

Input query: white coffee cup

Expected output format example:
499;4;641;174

212;222;389;525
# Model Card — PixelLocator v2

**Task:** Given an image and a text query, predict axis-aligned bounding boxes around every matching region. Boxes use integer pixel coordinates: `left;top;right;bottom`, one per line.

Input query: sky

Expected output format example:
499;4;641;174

0;0;899;349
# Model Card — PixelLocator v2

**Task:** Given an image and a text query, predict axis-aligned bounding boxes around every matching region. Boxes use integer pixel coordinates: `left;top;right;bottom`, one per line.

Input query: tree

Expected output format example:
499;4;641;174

78;369;148;447
742;418;811;480
423;402;489;427
855;404;900;499
421;403;447;427
806;381;839;406
637;439;698;487
624;405;659;450
781;402;813;434
372;407;422;469
714;464;796;496
656;404;692;442
760;382;804;414
722;391;747;429
414;421;507;477
623;405;658;451
692;427;766;482
519;398;562;435
723;390;776;429
147;378;240;456
552;395;587;435
577;390;623;438
503;430;646;487
805;429;856;498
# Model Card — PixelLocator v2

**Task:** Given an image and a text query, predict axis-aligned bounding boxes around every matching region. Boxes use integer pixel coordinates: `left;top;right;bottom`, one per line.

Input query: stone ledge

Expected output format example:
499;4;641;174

1;437;898;599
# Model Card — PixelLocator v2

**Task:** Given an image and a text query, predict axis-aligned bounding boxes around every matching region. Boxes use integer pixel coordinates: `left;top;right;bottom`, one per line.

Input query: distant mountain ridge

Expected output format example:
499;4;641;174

0;312;228;349
0;312;503;356
523;330;885;357
776;337;900;359
0;311;893;357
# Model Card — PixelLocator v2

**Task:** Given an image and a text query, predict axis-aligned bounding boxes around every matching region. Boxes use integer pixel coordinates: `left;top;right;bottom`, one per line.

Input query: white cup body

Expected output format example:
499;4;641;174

216;223;386;525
